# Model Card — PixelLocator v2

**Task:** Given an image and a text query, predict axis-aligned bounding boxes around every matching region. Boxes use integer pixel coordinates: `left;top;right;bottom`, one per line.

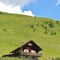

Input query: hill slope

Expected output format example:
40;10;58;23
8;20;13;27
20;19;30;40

0;12;60;60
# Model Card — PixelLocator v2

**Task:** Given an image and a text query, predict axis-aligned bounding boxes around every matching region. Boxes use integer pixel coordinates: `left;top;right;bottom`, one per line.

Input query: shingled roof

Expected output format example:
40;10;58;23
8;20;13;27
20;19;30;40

11;40;42;53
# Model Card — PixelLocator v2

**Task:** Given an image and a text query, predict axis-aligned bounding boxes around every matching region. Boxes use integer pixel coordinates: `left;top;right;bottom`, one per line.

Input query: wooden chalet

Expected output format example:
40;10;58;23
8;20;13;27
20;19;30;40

2;40;42;60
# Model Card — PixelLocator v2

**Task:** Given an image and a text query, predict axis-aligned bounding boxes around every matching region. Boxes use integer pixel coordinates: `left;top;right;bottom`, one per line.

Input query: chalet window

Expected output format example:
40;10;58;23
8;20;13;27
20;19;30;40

31;50;36;53
28;43;32;46
24;49;29;53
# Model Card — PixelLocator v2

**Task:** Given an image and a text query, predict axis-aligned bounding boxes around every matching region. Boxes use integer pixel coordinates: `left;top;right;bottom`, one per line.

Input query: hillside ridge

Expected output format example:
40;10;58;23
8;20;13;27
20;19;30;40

0;12;60;60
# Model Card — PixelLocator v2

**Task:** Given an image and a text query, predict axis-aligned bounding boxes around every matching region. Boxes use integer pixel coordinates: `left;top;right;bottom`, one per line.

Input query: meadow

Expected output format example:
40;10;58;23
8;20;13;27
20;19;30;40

0;12;60;60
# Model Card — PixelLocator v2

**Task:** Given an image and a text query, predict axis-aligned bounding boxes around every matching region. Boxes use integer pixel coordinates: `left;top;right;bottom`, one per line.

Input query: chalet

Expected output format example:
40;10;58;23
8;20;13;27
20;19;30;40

2;40;42;60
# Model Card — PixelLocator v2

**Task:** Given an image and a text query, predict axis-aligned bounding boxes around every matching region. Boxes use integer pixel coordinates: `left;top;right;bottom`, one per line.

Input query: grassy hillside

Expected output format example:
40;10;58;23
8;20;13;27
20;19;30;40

0;12;60;60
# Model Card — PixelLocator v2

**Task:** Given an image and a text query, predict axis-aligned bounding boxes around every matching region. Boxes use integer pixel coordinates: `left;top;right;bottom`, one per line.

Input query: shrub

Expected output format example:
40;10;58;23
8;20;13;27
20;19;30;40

51;30;56;35
41;24;47;30
44;26;47;30
55;57;60;60
2;29;7;32
44;31;48;34
36;23;39;26
30;24;34;28
33;29;36;32
48;21;54;28
43;21;49;24
41;24;44;27
56;21;60;25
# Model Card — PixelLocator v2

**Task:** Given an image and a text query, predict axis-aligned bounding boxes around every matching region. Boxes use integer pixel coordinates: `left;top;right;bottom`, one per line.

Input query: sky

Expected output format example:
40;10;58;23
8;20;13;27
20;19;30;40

0;0;60;20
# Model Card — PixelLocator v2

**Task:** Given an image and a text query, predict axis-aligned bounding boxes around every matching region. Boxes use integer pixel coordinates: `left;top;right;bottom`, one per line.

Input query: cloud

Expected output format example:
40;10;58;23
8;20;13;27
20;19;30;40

0;0;34;7
0;0;35;17
56;0;60;6
22;10;34;16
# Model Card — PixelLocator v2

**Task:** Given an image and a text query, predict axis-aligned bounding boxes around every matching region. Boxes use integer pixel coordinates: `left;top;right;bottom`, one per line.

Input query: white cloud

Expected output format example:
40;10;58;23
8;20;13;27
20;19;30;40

22;10;34;16
56;0;60;6
0;0;35;17
0;0;34;7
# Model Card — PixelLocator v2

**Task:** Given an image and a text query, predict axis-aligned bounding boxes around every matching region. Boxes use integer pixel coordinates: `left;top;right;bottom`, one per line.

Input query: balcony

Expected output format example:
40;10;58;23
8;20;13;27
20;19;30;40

21;52;42;57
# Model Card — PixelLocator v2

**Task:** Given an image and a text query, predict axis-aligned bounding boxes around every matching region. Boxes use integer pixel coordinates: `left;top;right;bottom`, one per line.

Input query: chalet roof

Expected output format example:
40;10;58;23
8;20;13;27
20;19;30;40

11;40;42;53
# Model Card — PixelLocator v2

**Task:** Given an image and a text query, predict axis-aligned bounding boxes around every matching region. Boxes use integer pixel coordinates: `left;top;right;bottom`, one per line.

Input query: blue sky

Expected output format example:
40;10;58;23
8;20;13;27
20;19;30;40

0;0;60;20
22;0;60;20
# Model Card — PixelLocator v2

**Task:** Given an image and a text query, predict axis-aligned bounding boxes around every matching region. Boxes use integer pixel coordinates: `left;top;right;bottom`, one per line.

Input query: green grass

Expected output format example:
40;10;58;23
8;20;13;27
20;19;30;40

0;57;20;60
0;12;60;60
